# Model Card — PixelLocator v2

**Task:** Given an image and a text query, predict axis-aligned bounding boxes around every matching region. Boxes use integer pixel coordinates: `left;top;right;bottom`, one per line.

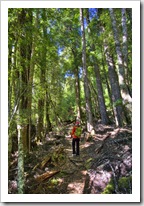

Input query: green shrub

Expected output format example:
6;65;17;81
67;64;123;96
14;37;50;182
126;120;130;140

102;176;132;194
102;179;114;194
118;176;132;193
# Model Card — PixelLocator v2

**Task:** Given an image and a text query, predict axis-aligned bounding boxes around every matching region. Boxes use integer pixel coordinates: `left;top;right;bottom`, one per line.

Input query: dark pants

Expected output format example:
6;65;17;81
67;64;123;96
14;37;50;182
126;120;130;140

72;138;80;155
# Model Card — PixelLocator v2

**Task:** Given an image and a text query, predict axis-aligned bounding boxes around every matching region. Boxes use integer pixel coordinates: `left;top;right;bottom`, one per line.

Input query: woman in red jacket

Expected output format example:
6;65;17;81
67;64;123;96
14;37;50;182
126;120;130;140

71;121;81;156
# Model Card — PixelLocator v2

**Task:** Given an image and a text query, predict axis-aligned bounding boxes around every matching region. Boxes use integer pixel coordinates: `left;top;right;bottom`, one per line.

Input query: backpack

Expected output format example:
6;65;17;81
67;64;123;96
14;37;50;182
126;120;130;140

74;126;82;138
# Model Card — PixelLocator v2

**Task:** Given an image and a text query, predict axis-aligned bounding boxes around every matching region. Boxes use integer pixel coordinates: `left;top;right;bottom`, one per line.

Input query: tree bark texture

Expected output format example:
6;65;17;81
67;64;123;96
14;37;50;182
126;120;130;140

80;8;94;132
85;8;109;125
93;63;109;125
75;66;82;120
122;8;128;71
121;8;131;88
18;8;31;153
71;47;82;121
17;125;24;194
104;43;124;127
109;8;132;124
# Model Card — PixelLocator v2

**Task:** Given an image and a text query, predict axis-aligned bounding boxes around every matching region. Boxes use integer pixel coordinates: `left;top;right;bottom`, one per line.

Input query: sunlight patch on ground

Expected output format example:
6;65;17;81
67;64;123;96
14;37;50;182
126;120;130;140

81;170;87;175
67;181;84;194
65;148;72;152
57;178;64;184
65;135;71;138
67;171;87;194
80;142;93;149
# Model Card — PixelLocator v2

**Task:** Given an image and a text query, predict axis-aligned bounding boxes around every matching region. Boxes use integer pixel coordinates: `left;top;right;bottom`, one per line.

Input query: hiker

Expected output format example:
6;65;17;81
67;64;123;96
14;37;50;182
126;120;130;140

71;121;82;156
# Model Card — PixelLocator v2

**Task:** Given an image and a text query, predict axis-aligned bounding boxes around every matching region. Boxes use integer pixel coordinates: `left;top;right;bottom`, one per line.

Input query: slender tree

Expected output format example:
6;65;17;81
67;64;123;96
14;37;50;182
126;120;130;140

104;42;124;127
85;8;109;125
80;8;94;132
37;9;49;141
121;8;131;92
71;48;82;120
109;8;132;124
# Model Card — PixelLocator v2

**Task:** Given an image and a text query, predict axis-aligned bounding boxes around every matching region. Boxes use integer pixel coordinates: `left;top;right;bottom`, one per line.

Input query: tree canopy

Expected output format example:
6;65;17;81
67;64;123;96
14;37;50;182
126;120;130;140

8;8;132;195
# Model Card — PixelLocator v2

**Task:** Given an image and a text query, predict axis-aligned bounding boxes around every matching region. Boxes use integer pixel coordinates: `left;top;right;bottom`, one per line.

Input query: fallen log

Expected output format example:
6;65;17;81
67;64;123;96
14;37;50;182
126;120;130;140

35;170;60;182
40;155;51;169
32;155;51;171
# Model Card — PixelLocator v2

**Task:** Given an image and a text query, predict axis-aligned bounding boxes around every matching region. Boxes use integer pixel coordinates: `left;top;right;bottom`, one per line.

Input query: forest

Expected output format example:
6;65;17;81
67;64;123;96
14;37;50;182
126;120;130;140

8;8;132;194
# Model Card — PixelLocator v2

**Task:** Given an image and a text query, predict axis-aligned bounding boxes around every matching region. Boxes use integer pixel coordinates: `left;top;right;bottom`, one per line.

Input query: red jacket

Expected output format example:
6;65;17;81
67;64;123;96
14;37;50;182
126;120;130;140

71;126;78;138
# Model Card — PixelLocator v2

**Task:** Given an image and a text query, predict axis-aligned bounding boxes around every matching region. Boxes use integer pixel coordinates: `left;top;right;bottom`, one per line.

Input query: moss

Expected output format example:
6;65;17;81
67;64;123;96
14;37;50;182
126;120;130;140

85;158;93;169
50;178;59;185
102;176;132;194
102;179;114;194
113;99;123;107
118;176;132;193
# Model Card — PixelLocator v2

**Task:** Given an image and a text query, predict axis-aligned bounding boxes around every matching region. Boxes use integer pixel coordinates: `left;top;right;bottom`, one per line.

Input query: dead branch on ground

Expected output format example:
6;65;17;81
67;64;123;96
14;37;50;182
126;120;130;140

35;170;60;182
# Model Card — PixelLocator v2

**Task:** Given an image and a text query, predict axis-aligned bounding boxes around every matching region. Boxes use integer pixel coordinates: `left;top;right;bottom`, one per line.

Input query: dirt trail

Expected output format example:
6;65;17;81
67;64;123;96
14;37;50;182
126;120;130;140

60;138;90;194
8;124;132;194
29;137;93;194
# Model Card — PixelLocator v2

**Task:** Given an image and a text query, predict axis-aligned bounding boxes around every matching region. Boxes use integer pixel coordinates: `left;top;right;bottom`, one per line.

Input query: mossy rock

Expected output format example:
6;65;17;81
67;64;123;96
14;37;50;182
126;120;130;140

102;176;132;194
102;179;115;194
118;176;132;193
85;158;93;169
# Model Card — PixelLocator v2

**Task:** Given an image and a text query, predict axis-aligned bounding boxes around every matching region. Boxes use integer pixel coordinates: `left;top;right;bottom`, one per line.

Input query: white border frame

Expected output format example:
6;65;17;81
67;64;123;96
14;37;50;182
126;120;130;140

1;0;140;203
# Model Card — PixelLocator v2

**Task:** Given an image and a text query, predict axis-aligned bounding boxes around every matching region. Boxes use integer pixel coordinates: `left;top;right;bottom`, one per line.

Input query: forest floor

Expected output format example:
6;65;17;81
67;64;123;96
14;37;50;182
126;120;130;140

8;123;132;194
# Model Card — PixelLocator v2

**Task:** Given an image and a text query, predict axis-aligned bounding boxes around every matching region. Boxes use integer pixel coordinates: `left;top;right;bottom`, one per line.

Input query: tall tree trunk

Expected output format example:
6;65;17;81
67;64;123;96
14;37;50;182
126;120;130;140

87;78;100;119
86;8;109;125
37;99;44;140
18;9;29;154
75;66;81;120
15;12;34;189
8;45;12;119
8;44;13;156
27;45;34;152
45;90;52;134
122;8;128;73
26;12;33;153
37;9;45;140
17;124;24;194
17;29;26;192
109;8;132;124
37;9;52;141
122;8;131;92
8;40;20;156
17;74;25;193
93;63;109;124
104;43;124;127
102;57;115;119
71;48;82;120
80;8;94;132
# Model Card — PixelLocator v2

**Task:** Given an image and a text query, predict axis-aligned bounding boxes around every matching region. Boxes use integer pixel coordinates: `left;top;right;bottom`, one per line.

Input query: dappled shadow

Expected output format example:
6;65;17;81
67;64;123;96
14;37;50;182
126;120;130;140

8;124;132;194
80;125;132;194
